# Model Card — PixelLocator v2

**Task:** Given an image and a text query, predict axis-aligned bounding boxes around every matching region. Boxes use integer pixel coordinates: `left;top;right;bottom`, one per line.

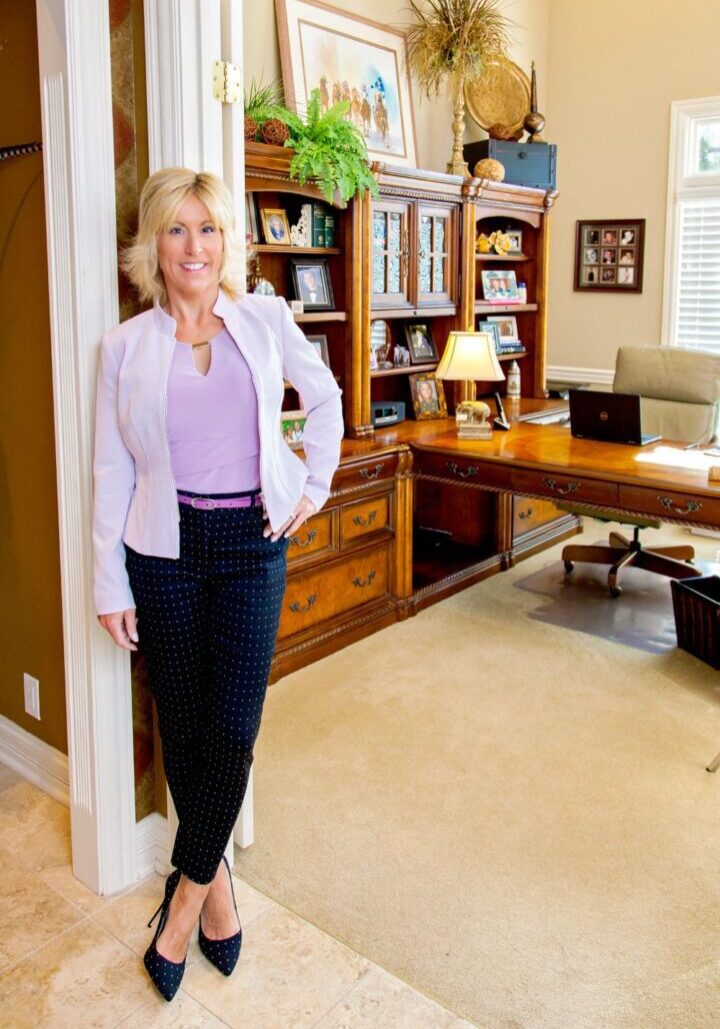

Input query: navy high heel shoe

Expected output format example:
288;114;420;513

144;869;186;1001
198;856;242;976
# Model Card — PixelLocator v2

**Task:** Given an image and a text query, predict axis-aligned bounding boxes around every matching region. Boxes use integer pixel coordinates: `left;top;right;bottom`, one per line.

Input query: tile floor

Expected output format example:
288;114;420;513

0;762;473;1028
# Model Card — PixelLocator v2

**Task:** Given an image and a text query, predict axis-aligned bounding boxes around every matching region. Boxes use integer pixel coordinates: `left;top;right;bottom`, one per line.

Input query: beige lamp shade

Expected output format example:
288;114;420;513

435;331;505;382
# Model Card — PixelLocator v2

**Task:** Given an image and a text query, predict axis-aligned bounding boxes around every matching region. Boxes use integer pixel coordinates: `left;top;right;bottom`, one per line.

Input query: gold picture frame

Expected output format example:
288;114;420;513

261;207;291;245
409;373;448;421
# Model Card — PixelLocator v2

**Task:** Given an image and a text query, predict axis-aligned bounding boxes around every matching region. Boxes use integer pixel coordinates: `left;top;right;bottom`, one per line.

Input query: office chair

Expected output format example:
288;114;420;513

560;345;720;597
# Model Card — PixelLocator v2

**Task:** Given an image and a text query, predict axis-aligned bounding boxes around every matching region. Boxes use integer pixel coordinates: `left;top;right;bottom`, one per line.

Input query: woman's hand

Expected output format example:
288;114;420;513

97;609;139;651
264;495;316;542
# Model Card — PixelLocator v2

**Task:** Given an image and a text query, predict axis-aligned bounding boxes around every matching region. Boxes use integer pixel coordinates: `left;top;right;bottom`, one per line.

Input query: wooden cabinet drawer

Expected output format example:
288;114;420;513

511;469;618;507
286;510;334;565
278;545;390;640
512;496;560;536
619;485;720;525
340;495;391;547
332;453;399;494
414;449;512;491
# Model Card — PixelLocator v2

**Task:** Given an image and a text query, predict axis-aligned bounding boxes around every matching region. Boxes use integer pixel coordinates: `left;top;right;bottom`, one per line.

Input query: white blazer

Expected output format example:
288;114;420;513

93;290;343;615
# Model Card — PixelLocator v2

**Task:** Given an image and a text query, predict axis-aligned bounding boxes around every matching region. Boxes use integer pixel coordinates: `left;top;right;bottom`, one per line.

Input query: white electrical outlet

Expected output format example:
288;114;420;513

23;673;41;720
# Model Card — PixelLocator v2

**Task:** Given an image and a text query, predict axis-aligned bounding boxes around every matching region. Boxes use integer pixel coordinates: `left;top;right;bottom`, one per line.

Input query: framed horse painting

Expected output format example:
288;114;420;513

276;0;418;168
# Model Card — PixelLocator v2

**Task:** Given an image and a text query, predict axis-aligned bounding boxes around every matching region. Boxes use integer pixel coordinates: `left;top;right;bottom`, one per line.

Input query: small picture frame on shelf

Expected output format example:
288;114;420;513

403;321;438;364
477;319;503;354
261;207;291;245
245;193;260;243
306;333;330;368
481;269;519;303
408;373;448;421
486;314;520;343
280;409;307;450
289;258;334;311
574;219;645;292
370;319;392;370
506;229;523;254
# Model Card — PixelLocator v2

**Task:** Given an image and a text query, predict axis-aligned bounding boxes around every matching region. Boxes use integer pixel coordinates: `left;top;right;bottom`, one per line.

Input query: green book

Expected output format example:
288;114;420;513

312;203;326;247
324;212;335;247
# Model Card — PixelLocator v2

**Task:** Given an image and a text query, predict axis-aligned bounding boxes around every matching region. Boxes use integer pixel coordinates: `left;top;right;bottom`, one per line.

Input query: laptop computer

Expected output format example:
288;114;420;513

569;389;661;446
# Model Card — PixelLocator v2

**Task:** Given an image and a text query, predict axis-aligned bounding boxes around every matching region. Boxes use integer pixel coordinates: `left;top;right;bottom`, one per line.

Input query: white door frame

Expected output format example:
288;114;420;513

36;0;245;894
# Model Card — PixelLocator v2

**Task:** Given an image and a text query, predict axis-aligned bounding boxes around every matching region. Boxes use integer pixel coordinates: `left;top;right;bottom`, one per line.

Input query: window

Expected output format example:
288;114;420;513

662;97;720;353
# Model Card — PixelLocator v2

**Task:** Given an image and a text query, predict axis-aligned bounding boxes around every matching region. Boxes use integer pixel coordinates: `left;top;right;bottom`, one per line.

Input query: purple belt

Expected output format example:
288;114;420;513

177;490;262;511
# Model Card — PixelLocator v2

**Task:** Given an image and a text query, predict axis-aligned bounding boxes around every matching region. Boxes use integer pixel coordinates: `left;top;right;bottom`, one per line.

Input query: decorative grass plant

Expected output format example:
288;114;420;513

405;0;511;175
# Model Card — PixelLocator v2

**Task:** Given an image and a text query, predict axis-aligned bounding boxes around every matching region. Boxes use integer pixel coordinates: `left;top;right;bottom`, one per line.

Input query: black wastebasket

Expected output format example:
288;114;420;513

671;576;720;670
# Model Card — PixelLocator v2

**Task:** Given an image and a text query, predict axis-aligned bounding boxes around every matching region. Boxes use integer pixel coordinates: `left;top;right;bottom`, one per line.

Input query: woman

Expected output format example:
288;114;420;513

93;168;343;1000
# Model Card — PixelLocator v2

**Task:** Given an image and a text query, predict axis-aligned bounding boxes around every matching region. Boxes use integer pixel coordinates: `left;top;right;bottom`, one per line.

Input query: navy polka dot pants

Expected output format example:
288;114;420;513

125;493;288;885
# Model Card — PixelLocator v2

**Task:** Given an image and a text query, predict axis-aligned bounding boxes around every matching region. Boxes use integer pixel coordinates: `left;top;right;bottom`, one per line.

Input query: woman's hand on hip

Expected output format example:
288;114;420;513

97;609;139;651
264;495;316;542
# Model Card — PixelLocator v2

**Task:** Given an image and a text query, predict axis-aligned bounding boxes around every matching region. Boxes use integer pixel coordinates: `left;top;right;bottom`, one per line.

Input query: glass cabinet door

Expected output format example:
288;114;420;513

371;200;412;308
416;204;456;306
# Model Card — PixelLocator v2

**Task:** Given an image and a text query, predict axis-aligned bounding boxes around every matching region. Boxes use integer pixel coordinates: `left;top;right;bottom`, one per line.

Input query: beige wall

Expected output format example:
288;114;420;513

545;0;720;375
244;0;548;173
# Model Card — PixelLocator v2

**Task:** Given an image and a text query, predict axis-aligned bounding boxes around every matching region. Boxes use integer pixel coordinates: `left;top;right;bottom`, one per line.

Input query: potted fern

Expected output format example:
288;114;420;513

280;89;379;204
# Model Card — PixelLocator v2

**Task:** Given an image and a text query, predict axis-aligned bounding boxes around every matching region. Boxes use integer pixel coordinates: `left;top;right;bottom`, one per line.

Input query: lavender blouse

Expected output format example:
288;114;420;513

167;327;261;493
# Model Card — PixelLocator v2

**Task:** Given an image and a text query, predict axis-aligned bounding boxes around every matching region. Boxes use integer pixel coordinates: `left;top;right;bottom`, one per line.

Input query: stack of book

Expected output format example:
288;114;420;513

298;203;336;247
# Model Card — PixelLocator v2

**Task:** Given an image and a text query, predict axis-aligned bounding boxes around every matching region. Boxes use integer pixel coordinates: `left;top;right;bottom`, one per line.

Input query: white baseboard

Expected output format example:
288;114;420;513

547;364;614;386
134;812;172;880
0;715;69;805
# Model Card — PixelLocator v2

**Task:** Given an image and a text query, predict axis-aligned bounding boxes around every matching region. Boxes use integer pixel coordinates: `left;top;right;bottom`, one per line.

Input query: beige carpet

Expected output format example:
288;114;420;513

235;524;720;1029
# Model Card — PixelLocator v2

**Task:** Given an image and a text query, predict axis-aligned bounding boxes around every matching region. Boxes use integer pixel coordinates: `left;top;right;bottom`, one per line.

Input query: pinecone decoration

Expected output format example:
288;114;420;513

244;116;258;142
261;119;290;146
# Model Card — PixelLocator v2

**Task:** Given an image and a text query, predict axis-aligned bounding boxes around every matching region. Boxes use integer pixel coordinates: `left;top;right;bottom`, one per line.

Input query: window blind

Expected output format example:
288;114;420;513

675;197;720;352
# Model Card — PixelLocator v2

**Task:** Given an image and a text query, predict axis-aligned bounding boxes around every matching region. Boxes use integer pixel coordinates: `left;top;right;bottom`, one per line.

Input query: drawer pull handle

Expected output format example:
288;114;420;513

542;478;580;496
289;528;318;548
518;507;534;520
289;594;317;614
352;570;377;588
658;496;701;516
353;510;377;527
360;464;383;481
447;461;478;479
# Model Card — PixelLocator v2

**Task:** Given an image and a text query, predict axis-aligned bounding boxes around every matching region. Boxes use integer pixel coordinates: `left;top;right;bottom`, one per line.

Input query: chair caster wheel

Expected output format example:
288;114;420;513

610;586;622;598
564;560;574;573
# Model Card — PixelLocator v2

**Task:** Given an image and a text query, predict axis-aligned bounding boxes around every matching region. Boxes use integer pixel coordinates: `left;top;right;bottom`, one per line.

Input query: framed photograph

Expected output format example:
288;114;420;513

477;319;502;354
281;409;307;450
574;220;645;292
261;207;291;245
289;258;334;311
403;321;438;364
370;319;391;370
506;229;523;254
244;193;259;243
275;0;417;167
481;269;519;303
408;373;447;421
486;314;520;343
306;333;330;367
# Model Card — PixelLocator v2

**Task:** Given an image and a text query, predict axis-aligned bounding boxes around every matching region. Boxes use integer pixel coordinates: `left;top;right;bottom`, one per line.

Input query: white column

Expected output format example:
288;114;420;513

144;0;223;174
35;0;136;893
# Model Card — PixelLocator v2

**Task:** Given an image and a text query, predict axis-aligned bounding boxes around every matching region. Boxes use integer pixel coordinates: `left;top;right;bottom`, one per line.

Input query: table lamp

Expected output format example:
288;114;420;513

435;331;508;439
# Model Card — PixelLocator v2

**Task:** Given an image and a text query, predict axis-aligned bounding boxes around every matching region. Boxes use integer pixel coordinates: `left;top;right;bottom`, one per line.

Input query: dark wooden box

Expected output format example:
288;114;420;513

463;139;557;191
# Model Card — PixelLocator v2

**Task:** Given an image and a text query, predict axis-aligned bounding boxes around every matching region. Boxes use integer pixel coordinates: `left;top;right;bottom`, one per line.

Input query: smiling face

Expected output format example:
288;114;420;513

156;193;223;303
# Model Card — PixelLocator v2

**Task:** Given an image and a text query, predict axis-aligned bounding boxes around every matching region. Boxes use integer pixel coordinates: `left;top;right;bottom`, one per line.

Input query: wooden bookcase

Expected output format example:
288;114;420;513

242;147;569;670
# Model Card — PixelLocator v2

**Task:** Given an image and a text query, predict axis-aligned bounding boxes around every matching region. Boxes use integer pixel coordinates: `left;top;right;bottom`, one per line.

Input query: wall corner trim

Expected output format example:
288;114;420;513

134;812;172;881
0;715;69;806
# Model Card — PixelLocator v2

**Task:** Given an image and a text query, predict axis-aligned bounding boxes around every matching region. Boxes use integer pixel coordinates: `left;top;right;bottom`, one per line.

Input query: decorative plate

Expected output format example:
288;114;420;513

464;60;531;135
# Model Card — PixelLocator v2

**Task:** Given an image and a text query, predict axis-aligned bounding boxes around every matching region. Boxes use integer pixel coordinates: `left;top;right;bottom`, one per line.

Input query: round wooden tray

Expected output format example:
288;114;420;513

464;60;531;135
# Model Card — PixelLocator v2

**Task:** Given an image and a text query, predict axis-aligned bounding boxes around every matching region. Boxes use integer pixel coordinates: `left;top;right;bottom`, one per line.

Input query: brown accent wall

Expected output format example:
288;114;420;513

0;4;67;752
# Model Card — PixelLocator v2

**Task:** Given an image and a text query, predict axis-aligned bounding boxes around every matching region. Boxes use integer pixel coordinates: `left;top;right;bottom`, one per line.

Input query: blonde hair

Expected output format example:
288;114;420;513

122;168;245;304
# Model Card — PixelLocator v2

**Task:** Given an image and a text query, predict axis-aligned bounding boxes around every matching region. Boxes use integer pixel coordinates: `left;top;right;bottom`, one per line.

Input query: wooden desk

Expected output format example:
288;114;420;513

376;411;720;609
